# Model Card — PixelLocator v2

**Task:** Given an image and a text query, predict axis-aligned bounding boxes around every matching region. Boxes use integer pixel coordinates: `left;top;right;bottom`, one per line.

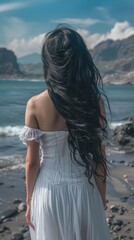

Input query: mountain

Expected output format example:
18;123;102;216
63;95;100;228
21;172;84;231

19;34;134;84
91;35;134;62
91;35;134;74
0;48;22;78
19;62;43;79
1;35;134;84
18;53;41;64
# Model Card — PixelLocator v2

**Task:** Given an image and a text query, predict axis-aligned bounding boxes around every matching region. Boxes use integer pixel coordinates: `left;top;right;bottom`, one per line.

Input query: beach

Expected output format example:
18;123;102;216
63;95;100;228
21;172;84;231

0;160;134;240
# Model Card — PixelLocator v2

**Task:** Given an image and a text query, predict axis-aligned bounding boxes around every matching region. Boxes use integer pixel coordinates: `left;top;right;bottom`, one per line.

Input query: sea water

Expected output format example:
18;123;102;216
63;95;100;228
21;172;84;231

0;80;134;169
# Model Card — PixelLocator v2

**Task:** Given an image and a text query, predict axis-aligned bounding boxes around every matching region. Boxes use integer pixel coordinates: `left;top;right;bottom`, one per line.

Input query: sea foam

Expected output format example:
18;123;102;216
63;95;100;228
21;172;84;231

0;126;23;137
0;120;132;137
109;121;132;130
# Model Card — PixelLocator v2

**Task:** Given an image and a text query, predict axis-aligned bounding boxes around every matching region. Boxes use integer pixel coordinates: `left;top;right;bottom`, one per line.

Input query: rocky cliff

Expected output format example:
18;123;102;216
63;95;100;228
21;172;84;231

112;116;134;152
91;35;134;71
0;48;22;78
1;35;134;83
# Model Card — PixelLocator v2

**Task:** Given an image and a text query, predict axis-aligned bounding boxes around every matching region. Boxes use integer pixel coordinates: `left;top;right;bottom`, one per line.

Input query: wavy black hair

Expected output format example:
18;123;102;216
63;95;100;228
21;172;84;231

42;25;110;185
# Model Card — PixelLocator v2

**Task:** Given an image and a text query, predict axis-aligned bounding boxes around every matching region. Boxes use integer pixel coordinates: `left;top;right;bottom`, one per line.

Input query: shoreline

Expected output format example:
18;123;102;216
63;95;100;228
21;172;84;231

0;78;134;85
0;163;134;239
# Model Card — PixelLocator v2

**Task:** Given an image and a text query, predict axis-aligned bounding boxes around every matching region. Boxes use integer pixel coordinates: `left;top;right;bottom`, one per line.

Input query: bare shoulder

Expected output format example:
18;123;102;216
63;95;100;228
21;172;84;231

33;90;55;110
26;90;66;130
26;96;36;110
25;96;38;128
25;91;52;127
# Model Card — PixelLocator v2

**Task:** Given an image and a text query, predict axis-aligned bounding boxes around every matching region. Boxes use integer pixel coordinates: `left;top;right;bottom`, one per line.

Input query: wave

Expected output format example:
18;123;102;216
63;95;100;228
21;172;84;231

0;126;23;137
2;78;43;82
17;78;43;82
0;154;25;170
108;149;126;154
0;120;132;137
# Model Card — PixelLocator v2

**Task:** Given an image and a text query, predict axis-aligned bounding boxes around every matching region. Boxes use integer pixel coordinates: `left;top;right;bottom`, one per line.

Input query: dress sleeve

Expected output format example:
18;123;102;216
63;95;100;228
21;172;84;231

19;126;43;145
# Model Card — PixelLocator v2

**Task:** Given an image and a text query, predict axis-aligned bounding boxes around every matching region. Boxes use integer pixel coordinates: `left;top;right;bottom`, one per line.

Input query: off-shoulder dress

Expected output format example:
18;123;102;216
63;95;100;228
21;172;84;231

20;126;111;240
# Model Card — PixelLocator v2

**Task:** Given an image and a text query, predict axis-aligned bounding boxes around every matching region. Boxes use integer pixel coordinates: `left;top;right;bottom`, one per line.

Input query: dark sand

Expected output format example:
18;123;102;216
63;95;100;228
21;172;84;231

0;163;134;240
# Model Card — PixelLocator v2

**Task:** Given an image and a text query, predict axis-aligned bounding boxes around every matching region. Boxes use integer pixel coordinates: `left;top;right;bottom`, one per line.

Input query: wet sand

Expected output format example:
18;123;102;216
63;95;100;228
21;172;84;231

0;163;134;240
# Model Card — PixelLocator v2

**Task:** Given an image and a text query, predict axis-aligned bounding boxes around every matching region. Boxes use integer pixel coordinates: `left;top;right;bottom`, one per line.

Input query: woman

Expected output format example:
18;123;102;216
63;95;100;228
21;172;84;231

20;25;111;240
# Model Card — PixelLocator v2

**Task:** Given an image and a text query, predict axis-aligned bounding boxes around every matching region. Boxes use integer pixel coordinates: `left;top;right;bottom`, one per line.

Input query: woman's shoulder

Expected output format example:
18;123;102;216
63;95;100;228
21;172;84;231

25;90;59;130
26;90;58;119
27;90;47;102
27;90;52;108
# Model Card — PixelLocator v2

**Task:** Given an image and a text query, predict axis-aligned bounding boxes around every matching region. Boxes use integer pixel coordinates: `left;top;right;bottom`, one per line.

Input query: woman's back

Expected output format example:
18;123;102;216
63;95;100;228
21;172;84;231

22;90;86;184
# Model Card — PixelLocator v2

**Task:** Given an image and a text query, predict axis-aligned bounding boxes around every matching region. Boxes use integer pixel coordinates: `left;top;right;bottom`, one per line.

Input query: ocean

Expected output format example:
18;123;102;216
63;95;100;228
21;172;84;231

0;80;134;169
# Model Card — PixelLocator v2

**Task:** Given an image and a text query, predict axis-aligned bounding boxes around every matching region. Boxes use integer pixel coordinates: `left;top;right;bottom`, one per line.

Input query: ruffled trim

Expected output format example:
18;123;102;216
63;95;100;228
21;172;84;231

19;126;109;145
19;126;44;145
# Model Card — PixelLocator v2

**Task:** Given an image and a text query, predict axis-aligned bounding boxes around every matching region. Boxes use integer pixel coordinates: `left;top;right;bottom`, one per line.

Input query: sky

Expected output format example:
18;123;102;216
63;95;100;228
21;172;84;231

0;0;134;57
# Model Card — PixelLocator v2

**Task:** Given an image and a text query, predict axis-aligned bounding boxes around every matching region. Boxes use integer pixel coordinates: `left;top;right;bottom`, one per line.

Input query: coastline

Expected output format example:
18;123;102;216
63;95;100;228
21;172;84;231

0;162;134;239
0;77;134;85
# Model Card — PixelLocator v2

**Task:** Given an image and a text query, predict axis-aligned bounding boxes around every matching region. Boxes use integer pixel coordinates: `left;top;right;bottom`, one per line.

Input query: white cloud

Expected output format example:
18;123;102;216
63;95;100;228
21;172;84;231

105;21;134;40
7;33;45;57
53;18;101;26
3;21;134;57
77;28;103;49
78;21;134;49
0;2;28;12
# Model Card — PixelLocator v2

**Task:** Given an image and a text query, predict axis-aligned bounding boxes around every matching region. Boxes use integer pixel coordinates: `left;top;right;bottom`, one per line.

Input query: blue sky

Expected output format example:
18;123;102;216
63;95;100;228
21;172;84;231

0;0;134;57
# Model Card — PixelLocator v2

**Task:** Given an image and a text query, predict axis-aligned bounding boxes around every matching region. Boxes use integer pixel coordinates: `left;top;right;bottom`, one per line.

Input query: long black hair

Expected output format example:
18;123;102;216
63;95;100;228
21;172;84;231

42;25;110;185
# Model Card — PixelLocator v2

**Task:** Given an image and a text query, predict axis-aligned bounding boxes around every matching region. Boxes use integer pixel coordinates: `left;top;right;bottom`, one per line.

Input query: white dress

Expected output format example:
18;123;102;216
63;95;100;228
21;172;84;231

20;126;111;240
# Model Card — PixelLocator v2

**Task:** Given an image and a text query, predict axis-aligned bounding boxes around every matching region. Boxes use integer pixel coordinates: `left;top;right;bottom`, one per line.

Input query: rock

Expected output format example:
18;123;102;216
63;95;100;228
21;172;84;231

109;214;115;219
120;196;129;202
123;174;128;178
129;192;134;196
18;202;27;212
118;209;124;215
19;225;28;234
0;208;18;221
124;162;129;166
0;182;4;185
119;160;125;163
110;160;115;163
23;230;30;239
119;138;130;145
0;48;22;77
119;236;127;240
112;117;134;151
110;205;119;212
129;163;134;167
106;217;112;224
113;225;121;232
125;227;131;233
114;219;123;226
8;185;15;188
2;217;12;223
13;199;22;204
3;225;10;231
0;225;10;233
119;206;127;215
11;233;24;240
